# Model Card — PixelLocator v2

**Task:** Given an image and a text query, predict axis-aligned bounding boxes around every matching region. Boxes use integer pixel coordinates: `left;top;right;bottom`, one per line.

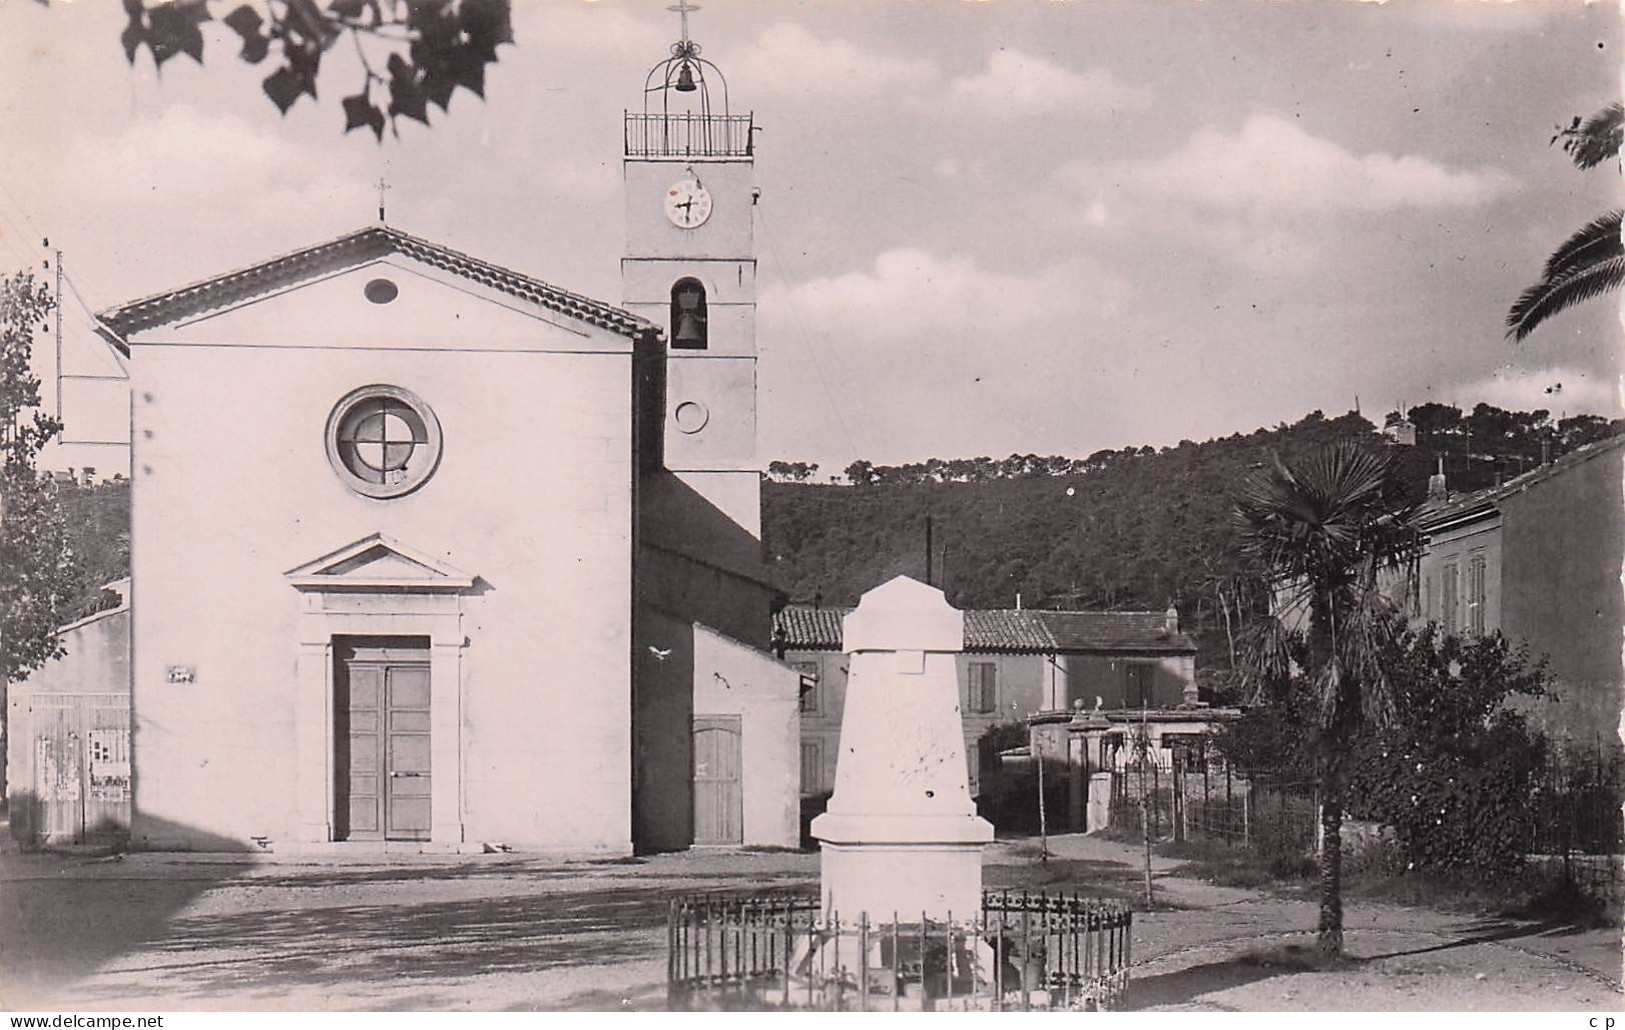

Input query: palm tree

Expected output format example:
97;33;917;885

1232;440;1420;959
1506;102;1624;341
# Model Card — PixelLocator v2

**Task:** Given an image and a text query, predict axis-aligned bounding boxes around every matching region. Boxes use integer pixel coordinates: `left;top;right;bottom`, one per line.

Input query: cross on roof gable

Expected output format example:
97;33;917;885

98;226;659;340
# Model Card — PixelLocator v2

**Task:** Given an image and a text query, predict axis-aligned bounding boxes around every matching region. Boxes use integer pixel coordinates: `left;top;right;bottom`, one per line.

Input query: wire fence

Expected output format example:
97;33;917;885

1530;744;1624;857
667;890;1133;1012
1107;746;1318;862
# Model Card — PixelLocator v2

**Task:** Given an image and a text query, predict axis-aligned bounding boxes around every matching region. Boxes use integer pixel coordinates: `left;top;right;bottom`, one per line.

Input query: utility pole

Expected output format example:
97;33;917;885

1140;703;1154;908
53;247;62;422
1035;727;1049;864
924;514;933;586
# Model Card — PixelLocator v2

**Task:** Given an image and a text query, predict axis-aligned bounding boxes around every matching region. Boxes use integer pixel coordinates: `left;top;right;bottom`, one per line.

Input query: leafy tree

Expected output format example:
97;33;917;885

843;459;875;487
1233;440;1420;958
1;273;82;684
766;460;819;483
1346;628;1549;875
99;0;514;141
1506;103;1623;341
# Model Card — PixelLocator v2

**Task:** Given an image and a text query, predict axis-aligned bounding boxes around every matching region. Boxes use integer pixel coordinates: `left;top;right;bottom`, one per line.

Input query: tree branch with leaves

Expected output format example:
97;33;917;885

101;0;514;141
1;273;82;685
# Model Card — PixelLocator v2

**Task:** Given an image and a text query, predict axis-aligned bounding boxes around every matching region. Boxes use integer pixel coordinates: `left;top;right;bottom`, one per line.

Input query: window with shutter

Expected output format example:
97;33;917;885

968;662;997;714
800;741;823;795
1442;561;1459;634
1468;554;1487;636
1126;664;1154;708
792;661;820;714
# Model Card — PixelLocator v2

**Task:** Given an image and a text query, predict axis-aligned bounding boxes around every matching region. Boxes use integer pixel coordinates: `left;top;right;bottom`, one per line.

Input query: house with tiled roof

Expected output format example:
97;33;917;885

774;602;1201;797
1411;433;1625;746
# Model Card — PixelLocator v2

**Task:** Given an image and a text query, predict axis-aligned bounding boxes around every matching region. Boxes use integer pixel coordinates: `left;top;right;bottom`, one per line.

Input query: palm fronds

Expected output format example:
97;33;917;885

1509;102;1623;340
1506;210;1625;342
1554;102;1624;170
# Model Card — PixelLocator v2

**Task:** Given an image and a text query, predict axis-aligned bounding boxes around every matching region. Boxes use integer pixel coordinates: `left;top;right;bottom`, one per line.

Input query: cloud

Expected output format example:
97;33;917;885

759;247;1137;468
947;49;1152;118
735;23;936;98
1451;365;1620;416
1060;113;1518;215
50;105;373;295
536;157;619;199
763;247;1128;346
1054;113;1520;273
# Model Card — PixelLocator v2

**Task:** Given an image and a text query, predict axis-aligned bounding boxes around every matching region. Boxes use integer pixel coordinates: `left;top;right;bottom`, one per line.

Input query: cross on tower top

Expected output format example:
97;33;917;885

375;176;391;224
668;0;700;47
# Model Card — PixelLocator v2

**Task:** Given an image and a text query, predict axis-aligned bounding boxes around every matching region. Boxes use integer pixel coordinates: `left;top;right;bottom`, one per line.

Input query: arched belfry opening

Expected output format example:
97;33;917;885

670;278;708;350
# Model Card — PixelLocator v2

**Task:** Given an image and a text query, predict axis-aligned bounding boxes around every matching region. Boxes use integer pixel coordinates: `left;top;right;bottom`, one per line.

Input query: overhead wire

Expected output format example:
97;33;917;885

756;205;863;469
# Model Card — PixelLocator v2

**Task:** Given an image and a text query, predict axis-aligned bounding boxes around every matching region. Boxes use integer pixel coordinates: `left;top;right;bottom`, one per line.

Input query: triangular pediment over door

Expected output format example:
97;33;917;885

284;533;475;593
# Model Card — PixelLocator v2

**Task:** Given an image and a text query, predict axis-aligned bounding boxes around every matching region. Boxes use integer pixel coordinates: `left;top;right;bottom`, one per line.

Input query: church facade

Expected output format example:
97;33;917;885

9;33;799;854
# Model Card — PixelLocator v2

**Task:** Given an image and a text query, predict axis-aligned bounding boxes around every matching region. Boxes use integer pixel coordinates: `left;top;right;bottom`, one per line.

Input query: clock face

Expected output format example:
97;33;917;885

664;179;713;229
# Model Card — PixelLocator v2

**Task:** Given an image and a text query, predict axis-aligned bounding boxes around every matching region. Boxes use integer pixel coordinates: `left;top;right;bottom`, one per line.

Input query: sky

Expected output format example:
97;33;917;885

1;0;1619;476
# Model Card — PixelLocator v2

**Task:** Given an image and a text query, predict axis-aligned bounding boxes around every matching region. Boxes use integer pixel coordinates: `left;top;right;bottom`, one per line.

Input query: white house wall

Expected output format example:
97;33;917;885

692;623;799;848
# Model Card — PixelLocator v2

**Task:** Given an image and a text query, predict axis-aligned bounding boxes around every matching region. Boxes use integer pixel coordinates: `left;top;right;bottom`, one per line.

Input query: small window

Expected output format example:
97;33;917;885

968;662;997;714
1441;561;1459;634
1126;664;1154;708
1467;554;1487;636
670;278;708;350
800;741;823;796
792;660;820;714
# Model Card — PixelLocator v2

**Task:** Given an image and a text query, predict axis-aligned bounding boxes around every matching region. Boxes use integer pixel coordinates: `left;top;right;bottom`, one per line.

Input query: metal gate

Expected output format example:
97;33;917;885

21;692;131;845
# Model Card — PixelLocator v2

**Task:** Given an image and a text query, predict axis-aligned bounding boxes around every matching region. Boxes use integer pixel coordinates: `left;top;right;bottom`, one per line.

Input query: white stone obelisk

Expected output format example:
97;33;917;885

811;576;994;921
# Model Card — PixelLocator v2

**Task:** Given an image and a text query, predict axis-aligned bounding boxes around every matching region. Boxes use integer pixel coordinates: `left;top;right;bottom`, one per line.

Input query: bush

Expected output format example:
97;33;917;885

1345;629;1549;875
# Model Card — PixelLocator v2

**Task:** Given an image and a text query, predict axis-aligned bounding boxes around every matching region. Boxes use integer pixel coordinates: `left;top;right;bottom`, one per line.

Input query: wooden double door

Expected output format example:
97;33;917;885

335;638;431;841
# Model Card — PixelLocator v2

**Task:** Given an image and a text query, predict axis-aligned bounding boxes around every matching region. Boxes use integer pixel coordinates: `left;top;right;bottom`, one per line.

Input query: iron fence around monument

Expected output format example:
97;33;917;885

667;889;1132;1011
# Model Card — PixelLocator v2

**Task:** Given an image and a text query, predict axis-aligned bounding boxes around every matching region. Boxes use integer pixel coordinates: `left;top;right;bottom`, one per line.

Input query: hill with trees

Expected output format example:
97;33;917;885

762;404;1620;679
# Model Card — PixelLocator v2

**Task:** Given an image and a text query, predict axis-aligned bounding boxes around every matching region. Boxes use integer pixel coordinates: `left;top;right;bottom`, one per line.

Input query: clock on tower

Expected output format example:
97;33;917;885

622;3;760;538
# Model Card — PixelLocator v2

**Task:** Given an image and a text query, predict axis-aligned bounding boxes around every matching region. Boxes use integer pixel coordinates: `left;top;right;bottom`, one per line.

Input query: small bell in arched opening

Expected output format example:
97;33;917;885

674;311;705;345
674;62;698;92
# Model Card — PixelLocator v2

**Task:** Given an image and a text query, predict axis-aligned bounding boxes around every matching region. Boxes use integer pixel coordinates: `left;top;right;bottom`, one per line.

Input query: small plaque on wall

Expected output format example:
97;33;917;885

165;665;196;685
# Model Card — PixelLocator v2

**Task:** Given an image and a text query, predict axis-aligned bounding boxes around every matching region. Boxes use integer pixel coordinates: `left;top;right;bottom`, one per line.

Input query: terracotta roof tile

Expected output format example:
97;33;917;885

1038;611;1196;653
1418;433;1625;530
773;604;1196;654
99;226;659;340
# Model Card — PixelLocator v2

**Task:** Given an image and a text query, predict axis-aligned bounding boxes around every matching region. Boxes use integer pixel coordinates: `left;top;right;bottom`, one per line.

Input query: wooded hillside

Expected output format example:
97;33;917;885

762;405;1620;677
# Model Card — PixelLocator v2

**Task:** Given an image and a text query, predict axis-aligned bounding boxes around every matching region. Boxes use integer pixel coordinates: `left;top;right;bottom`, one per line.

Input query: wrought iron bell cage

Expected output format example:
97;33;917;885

627;31;753;159
643;39;731;122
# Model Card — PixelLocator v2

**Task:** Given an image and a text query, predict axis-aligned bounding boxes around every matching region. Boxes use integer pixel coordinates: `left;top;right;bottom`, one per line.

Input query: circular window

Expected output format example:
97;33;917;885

325;385;442;498
674;400;710;434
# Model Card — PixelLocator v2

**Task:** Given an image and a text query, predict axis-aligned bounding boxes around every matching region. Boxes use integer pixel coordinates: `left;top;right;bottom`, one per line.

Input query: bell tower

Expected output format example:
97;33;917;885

623;2;760;536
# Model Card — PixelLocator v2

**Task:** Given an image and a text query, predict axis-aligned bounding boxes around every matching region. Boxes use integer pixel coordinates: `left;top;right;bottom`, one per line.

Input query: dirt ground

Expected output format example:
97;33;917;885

1;832;1619;1012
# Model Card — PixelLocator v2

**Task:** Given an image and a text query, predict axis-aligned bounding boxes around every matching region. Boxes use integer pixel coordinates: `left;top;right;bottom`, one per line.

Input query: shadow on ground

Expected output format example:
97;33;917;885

0;813;253;1008
29;859;815;1008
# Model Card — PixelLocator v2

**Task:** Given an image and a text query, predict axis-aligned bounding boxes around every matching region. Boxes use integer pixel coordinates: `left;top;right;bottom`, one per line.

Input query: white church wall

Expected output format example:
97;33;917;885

129;295;636;853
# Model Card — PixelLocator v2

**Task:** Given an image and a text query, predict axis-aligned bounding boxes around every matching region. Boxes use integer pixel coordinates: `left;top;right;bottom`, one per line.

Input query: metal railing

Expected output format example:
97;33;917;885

668;889;1132;1011
625;112;754;158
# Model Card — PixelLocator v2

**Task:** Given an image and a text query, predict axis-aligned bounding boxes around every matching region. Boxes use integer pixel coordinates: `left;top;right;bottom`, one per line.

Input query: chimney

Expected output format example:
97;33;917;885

1427;456;1448;500
1165;604;1179;636
1015;592;1022;611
